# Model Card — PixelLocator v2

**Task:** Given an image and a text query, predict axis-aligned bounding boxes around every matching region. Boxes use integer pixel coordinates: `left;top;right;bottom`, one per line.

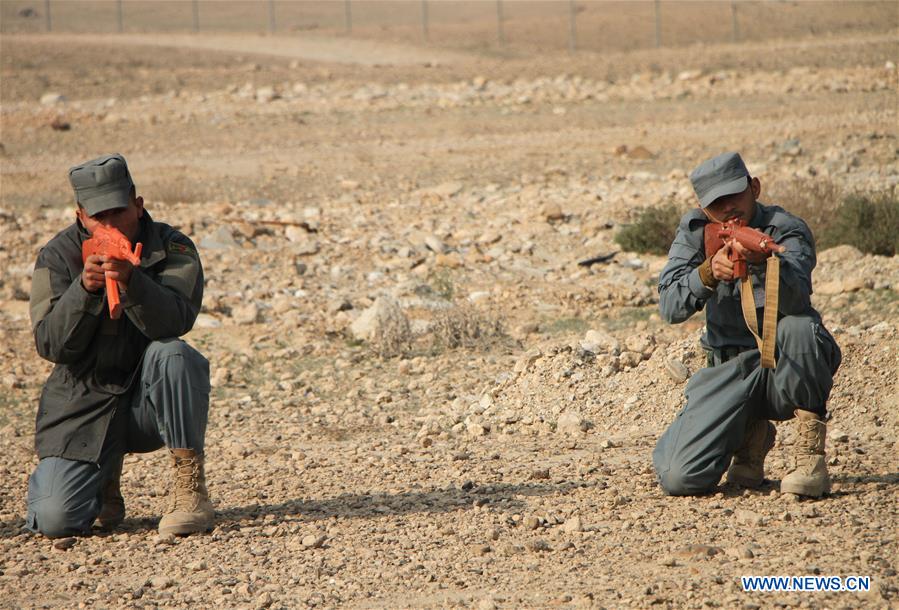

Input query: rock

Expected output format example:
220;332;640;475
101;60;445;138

556;411;586;435
674;544;722;558
626;145;655;160
514;348;542;373
477;599;498;610
664;359;690;383
527;539;551;552
231;303;260;325
50;116;71;131
816;280;844;296
435;252;462;268
40;92;66;105
200;226;239;250
624;332;655;356
429;181;463;198
541;203;564;221
735;509;765;527
562;516;583;533
194;313;222;329
524;515;540;530
423;234;447;254
256;592;274;608
350;296;407;342
149;575;174;589
52;537;77;550
581;329;620;355
255;87;279;103
727;546;755;559
302;534;326;549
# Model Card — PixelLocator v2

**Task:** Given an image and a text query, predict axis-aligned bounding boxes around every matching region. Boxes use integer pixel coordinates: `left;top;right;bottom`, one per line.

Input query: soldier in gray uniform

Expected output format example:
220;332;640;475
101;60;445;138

653;152;841;497
27;154;214;537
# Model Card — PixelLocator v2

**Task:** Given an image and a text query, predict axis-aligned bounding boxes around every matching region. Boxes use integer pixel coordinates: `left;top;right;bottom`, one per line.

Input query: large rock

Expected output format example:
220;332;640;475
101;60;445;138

350;296;405;341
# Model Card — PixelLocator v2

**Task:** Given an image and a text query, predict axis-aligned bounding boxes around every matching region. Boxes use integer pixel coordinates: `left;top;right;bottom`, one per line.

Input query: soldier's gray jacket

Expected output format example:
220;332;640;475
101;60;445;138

658;202;827;351
29;212;203;463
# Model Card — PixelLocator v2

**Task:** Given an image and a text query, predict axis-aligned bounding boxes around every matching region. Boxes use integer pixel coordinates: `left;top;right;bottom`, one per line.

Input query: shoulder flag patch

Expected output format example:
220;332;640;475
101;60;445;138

167;241;196;257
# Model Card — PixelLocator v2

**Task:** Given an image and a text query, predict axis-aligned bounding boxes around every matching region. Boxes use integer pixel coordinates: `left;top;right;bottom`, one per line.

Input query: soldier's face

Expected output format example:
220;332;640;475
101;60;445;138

704;177;761;223
77;194;144;242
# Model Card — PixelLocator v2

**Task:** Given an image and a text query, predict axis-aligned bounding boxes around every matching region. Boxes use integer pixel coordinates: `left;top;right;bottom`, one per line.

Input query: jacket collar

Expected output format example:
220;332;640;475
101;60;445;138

137;211;167;268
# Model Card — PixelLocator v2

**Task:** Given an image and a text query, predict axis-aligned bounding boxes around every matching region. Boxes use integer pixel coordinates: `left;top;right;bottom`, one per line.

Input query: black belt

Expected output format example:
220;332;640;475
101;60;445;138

706;345;755;367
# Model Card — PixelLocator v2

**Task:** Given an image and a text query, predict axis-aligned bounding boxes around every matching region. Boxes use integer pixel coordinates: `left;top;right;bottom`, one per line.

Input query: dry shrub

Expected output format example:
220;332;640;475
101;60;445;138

614;204;683;255
820;192;899;256
431;303;504;350
769;178;899;255
370;302;413;358
767;177;843;245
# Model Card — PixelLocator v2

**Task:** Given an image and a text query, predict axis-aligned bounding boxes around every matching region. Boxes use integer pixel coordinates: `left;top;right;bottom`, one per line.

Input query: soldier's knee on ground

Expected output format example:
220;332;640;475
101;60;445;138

29;499;96;538
658;466;714;497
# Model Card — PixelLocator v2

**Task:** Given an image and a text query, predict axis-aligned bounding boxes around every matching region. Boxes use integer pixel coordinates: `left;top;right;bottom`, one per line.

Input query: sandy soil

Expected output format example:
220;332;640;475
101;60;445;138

0;14;898;610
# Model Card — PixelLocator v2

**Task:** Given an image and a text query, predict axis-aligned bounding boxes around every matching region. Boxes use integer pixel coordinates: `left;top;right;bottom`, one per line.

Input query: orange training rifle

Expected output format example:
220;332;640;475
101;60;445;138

704;218;786;369
82;225;143;320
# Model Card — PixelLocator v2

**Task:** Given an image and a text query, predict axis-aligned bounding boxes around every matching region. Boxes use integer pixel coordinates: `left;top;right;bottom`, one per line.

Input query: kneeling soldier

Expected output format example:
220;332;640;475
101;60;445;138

653;152;841;497
27;154;214;537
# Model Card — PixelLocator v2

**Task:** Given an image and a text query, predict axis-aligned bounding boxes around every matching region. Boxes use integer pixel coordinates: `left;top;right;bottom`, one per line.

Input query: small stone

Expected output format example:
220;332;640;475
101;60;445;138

52;537;77;550
562;516;583;533
664;359;690;383
149;575;174;589
556;411;586;435
735;509;765;526
675;544;722;558
524;515;541;530
256;592;273;608
530;468;550;480
40;92;66;105
302;533;326;549
231;302;260;325
526;539;551;552
541;203;564;221
154;534;175;546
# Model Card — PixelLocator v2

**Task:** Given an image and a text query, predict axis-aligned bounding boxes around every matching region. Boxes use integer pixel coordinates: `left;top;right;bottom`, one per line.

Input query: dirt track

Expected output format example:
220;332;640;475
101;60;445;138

1;16;898;610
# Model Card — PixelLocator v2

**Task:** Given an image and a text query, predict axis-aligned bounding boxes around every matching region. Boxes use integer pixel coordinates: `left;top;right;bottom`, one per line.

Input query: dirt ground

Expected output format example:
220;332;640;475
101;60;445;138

1;6;898;609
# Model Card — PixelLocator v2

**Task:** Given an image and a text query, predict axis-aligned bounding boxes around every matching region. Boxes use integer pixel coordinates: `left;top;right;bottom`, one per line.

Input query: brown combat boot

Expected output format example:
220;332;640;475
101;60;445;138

726;419;776;488
158;448;214;536
96;454;125;530
781;409;830;498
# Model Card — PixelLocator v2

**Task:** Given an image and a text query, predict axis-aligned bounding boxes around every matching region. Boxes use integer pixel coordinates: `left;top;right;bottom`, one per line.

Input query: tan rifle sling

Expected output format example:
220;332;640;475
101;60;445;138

739;256;780;369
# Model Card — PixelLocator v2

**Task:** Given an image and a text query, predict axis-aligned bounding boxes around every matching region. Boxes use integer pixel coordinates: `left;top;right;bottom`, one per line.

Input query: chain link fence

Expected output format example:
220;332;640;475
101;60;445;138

2;1;895;54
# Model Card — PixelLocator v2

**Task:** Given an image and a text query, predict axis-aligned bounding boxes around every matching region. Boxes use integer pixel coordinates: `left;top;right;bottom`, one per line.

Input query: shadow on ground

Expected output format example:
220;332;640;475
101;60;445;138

0;480;578;538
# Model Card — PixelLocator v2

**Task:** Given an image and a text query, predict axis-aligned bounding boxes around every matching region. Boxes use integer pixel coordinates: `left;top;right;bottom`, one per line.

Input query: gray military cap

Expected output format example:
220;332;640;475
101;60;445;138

68;153;135;216
690;152;750;208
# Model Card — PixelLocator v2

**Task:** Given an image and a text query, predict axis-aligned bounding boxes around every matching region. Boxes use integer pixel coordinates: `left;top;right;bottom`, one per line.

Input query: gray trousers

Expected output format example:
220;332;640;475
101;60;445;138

26;339;209;538
653;315;841;496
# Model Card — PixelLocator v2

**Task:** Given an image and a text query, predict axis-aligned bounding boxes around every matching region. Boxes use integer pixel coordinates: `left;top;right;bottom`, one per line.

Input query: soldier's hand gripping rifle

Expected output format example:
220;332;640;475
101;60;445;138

704;218;786;279
82;225;143;319
704;218;786;369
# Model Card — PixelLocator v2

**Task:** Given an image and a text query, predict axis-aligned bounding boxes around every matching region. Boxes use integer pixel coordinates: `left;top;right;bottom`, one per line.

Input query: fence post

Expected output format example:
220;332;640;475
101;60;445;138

117;0;124;33
496;0;504;46
192;0;199;33
44;0;51;31
731;0;739;42
268;0;276;33
568;0;577;52
344;0;352;33
654;0;661;48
